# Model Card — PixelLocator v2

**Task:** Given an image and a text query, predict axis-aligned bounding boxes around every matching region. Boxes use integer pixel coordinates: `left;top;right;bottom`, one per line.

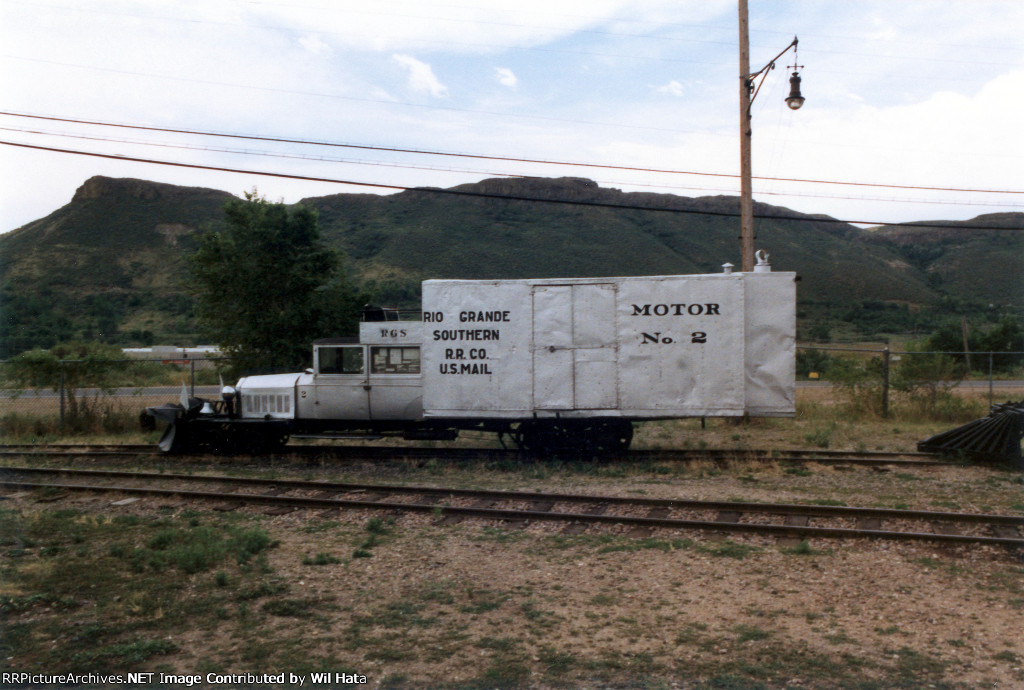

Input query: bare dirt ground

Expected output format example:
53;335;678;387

3;387;1024;688
2;445;1023;689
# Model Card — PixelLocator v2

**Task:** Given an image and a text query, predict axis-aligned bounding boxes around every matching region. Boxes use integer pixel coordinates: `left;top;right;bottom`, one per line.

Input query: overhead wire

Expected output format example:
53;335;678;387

2;139;1020;231
5;124;1022;210
3;5;1021;228
2;111;1020;197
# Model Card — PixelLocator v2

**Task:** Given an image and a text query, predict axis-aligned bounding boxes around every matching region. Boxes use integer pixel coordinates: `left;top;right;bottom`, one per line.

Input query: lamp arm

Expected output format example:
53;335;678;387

744;36;799;112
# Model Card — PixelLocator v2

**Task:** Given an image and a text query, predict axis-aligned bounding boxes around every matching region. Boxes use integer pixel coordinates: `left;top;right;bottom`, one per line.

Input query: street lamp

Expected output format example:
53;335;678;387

738;0;804;271
786;64;805;111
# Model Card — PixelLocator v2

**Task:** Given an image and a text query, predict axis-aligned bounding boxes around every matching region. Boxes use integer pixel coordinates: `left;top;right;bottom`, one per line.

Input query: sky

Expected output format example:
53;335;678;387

1;0;1022;234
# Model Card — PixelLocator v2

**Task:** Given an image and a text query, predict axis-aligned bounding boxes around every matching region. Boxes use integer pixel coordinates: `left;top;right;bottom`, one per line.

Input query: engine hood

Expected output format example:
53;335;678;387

237;372;306;391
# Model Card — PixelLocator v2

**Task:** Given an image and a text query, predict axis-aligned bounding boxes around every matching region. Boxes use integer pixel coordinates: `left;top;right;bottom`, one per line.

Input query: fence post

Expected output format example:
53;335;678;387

988;351;993;408
961;316;972;371
881;347;890;418
190;359;196;399
59;359;66;435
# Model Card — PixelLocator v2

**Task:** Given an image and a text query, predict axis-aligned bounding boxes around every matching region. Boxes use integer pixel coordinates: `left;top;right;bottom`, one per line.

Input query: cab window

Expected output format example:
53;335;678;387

370;346;420;374
318;346;364;374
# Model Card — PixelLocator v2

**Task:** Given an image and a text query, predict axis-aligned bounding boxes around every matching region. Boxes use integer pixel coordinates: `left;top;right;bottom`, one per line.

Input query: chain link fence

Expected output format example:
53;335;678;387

1;356;228;437
1;348;1022;439
798;346;1024;418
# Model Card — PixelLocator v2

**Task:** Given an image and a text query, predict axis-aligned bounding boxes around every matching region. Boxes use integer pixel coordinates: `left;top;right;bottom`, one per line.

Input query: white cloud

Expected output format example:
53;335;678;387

655;80;684;97
392;54;449;97
495;67;518;88
743;67;1024;223
1;0;1022;231
299;35;332;55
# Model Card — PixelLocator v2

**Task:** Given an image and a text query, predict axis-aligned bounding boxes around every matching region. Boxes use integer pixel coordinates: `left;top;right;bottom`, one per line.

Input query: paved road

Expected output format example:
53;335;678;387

1;385;222;400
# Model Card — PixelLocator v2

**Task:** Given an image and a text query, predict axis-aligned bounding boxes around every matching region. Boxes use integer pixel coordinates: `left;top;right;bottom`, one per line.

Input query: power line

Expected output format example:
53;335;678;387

3;111;1020;197
6;124;1021;210
3;139;1021;231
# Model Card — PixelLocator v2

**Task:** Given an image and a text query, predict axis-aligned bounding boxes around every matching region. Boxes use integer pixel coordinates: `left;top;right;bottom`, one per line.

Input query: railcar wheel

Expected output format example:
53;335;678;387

516;422;549;454
260;431;290;454
588;419;633;453
221;428;290;455
513;419;633;456
514;421;568;455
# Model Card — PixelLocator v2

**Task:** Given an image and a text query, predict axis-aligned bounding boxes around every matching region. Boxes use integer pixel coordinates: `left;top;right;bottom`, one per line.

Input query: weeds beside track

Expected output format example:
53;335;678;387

0;442;959;468
3;465;1021;551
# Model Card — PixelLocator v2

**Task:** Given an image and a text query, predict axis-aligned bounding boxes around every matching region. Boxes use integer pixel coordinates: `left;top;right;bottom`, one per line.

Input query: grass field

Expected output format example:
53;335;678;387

1;386;1022;689
2;455;1022;689
2;382;1021;449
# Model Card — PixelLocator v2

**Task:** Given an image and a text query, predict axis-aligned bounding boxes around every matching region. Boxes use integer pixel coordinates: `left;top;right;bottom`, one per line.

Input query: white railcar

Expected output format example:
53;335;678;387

146;260;796;454
420;269;794;420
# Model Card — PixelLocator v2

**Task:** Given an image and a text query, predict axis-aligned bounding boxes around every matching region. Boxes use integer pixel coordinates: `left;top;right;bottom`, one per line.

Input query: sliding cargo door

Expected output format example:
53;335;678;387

532;283;617;410
532;286;573;409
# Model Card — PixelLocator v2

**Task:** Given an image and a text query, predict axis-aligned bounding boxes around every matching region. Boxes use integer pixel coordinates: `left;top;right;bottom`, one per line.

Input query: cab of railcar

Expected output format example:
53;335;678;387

294;323;425;423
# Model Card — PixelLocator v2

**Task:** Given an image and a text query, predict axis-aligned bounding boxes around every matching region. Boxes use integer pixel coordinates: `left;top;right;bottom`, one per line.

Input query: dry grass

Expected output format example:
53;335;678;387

2;416;1023;690
2;381;1022;687
4;381;1022;450
634;385;1023;456
0;394;155;439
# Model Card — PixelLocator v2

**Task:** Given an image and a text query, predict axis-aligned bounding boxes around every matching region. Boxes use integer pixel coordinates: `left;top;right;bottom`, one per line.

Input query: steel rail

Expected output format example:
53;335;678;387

0;444;158;456
2;466;1020;525
0;444;954;466
3;480;1021;548
2;469;1021;549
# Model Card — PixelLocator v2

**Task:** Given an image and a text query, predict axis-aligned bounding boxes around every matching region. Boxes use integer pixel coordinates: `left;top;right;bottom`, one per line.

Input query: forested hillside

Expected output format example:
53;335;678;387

1;175;1020;356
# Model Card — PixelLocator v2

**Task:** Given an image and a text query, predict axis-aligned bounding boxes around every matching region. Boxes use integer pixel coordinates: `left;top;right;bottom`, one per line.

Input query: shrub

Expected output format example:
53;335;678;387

829;355;885;417
796;348;834;378
892;348;964;412
118;525;275;574
303;552;341;566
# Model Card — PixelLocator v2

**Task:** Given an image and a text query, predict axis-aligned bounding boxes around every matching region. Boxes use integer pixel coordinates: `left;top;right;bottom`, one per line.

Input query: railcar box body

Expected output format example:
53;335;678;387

420;271;795;420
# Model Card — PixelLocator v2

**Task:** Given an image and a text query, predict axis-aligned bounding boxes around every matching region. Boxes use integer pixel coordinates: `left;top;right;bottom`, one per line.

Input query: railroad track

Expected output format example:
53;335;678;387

0;443;954;467
0;444;158;457
2;466;1021;551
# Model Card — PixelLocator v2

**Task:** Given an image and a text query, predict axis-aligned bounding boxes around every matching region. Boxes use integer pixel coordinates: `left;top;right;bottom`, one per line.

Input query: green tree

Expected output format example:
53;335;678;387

925;316;1024;372
795;348;833;378
975;315;1024;372
190;192;361;374
924;319;968;355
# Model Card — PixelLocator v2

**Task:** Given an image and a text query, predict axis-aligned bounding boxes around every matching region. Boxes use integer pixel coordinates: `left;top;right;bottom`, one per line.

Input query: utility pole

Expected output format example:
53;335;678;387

737;1;802;272
738;0;754;272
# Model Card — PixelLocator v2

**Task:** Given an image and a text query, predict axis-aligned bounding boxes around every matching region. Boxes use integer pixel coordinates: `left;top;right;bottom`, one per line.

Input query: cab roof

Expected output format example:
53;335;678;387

313;337;359;346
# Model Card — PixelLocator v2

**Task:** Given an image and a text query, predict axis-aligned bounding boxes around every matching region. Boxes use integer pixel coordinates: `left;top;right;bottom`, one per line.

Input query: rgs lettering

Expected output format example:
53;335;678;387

630;303;721;316
380;328;408;338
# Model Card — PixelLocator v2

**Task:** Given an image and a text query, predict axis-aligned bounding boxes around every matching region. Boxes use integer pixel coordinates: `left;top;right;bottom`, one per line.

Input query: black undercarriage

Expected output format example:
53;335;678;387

144;401;634;456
